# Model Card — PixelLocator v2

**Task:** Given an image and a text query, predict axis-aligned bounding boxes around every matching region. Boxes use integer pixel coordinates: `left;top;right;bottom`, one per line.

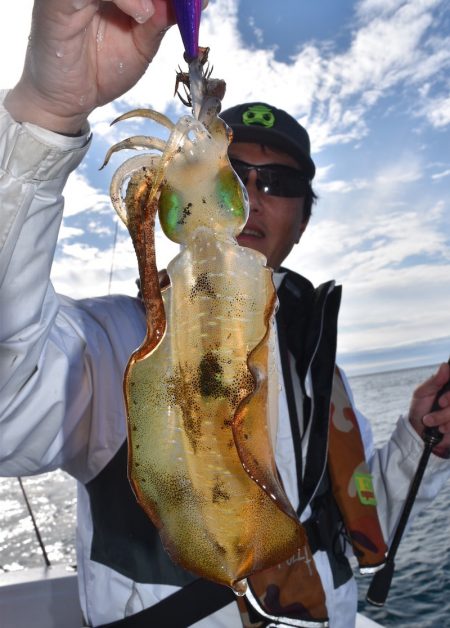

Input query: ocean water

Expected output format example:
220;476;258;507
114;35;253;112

0;364;449;627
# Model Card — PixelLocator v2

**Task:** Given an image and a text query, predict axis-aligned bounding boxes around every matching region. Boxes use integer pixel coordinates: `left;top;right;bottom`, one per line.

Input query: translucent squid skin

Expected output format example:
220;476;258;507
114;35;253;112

108;104;306;593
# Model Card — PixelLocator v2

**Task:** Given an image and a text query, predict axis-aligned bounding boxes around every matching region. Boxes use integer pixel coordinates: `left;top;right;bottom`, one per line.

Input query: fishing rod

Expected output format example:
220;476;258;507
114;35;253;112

366;359;450;607
17;477;51;568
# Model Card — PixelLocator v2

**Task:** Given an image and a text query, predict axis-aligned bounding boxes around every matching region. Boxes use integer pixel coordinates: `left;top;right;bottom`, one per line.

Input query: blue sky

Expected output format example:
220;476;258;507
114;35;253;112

1;0;449;375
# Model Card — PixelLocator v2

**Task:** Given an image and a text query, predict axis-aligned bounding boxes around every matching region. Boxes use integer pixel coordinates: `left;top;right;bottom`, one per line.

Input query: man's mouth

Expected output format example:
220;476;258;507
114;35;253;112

238;227;264;239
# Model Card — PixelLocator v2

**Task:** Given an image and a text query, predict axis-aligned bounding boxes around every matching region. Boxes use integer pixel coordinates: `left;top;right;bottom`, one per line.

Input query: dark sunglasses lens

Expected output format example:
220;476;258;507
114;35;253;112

230;159;307;198
262;165;308;197
229;160;248;183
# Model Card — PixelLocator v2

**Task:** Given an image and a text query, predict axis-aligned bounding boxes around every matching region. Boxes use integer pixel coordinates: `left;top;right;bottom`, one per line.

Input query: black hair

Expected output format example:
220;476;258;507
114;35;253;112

304;183;318;221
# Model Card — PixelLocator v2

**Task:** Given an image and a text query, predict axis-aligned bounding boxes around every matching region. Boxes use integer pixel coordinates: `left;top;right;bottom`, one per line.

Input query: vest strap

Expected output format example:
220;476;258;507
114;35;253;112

276;314;303;499
96;577;235;627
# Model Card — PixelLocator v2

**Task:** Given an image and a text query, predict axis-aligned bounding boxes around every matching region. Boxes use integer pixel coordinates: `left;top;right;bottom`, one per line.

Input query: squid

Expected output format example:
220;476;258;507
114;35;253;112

102;44;305;598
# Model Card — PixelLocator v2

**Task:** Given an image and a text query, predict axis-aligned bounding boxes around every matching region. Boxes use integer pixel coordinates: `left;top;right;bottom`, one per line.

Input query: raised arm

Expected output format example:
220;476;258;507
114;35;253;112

4;0;176;134
0;0;178;480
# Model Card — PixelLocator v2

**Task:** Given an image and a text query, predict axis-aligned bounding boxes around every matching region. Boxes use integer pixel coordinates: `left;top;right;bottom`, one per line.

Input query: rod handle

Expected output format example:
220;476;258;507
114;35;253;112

366;560;395;607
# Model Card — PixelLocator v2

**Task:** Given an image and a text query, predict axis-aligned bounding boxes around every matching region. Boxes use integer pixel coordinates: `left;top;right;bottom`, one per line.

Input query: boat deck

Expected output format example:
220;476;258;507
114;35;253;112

0;565;384;627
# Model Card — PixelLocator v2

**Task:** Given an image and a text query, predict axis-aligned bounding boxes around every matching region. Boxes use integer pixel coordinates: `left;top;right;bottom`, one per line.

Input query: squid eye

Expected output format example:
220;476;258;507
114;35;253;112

215;167;247;223
159;186;185;243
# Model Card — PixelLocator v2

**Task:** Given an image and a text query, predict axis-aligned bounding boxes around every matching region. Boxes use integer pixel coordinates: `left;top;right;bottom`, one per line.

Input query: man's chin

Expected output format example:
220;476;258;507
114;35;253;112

236;233;264;251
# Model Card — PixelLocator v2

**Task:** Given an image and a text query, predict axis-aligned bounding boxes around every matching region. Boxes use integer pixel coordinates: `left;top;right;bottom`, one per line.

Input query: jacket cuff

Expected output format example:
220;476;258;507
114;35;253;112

0;89;91;181
395;415;449;471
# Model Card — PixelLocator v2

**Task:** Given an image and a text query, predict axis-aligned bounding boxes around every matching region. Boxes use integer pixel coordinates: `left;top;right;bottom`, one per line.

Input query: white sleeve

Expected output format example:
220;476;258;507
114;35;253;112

338;368;450;543
0;93;144;483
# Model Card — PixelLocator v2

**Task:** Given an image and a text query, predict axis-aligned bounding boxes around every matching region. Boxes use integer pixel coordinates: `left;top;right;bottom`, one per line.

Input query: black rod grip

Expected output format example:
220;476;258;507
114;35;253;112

366;560;394;607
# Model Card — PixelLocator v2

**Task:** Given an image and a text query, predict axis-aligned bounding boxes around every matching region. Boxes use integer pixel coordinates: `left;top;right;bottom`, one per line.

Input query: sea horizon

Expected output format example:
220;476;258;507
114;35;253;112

337;334;449;377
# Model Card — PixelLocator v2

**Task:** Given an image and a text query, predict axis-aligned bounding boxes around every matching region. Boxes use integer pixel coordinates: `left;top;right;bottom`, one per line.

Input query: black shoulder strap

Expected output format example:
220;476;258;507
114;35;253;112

97;577;235;627
276;312;304;507
279;272;341;512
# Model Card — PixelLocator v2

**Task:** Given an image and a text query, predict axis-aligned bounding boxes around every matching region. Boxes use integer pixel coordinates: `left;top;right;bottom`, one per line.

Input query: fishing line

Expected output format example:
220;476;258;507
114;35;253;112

17;477;51;567
108;218;119;295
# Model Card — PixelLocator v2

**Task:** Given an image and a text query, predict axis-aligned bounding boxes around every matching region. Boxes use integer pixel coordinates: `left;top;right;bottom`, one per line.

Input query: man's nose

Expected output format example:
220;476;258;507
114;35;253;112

244;168;258;188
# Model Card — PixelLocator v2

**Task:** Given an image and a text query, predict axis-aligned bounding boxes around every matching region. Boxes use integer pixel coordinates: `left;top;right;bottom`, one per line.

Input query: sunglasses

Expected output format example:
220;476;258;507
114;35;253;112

229;158;309;198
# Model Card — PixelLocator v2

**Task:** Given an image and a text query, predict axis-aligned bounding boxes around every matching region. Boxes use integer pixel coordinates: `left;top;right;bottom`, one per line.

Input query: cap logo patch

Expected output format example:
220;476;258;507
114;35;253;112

242;104;275;128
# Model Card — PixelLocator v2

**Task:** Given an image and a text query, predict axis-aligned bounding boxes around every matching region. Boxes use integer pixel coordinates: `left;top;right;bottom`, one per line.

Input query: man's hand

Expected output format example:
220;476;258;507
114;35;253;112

4;0;176;135
409;361;450;458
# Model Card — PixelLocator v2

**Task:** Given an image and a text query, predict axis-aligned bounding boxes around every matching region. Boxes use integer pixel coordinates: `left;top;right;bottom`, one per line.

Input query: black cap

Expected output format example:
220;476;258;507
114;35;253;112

220;102;315;180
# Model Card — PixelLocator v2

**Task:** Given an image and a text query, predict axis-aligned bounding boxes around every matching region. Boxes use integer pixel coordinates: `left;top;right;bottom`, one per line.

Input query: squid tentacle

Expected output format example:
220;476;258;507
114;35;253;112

109;154;161;225
111;108;175;130
100;136;167;171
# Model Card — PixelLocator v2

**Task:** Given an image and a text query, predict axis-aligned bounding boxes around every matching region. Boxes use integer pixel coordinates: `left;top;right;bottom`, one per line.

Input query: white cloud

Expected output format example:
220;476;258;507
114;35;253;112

338;260;450;352
285;175;450;354
2;0;449;369
58;225;84;241
375;157;423;185
247;16;264;46
421;96;450;128
63;172;111;218
52;234;136;298
356;0;411;18
15;0;443;158
432;168;450;180
3;0;449;147
0;2;32;88
318;178;369;193
52;214;180;299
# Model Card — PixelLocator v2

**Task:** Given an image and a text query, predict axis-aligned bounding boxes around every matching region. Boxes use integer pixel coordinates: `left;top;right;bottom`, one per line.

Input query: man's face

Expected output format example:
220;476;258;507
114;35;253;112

227;142;309;271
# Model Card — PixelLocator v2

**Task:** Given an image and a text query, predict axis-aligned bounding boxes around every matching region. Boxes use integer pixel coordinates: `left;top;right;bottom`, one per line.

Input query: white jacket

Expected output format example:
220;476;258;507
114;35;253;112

1;92;448;627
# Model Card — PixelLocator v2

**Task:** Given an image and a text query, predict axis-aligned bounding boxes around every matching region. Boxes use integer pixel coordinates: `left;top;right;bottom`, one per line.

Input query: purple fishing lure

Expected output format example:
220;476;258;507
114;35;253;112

172;0;201;60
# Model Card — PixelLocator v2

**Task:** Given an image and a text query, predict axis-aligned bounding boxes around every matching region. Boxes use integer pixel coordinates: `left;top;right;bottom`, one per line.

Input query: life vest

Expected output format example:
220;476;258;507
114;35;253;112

234;271;387;627
236;366;387;627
